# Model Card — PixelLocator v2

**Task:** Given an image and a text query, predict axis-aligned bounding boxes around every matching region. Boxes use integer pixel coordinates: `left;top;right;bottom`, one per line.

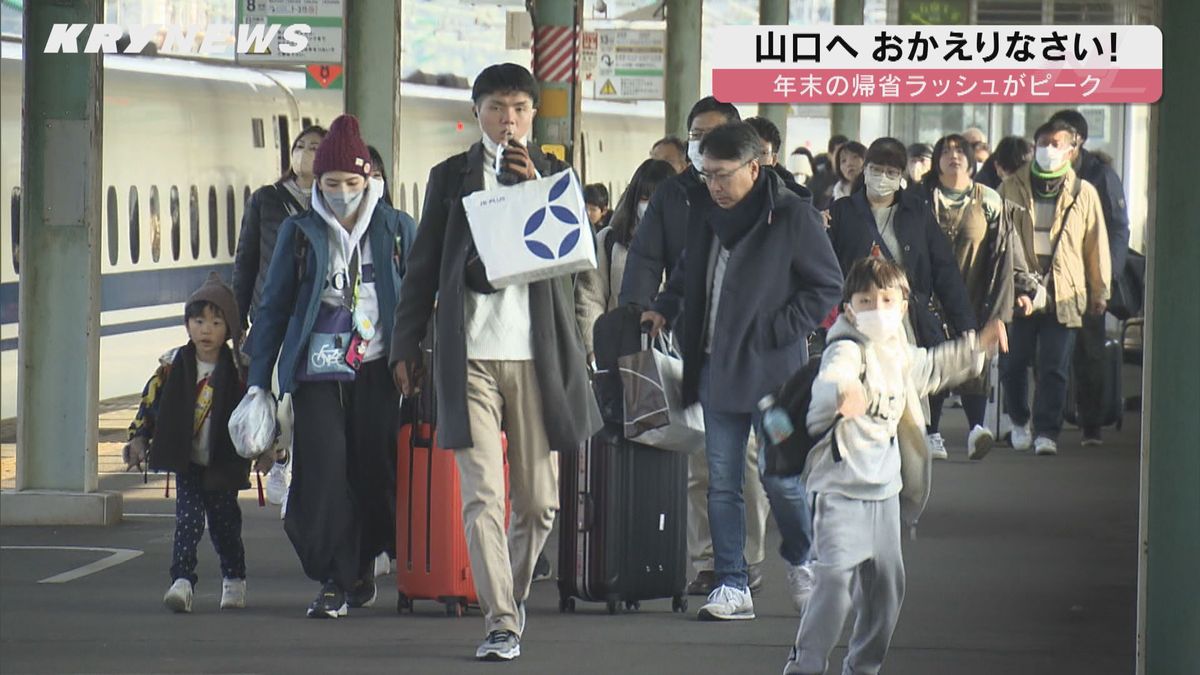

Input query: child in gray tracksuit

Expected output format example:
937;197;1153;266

784;257;1005;675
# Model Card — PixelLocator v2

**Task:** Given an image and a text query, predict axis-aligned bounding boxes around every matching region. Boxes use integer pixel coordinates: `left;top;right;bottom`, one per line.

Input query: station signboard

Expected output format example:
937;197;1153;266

236;0;344;65
595;28;664;100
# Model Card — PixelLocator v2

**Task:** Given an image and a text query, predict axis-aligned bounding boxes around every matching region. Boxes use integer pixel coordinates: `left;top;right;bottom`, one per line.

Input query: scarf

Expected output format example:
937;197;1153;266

1030;162;1070;199
709;172;768;249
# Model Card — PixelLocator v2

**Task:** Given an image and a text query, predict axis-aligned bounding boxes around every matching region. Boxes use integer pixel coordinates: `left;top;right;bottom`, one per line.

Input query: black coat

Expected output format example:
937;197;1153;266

653;170;844;413
618;167;703;308
828;187;975;346
1075;148;1130;279
388;142;602;450
233;181;307;326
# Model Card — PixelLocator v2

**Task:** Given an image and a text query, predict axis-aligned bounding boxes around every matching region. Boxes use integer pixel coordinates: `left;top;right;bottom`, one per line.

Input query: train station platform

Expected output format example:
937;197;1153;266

0;369;1141;674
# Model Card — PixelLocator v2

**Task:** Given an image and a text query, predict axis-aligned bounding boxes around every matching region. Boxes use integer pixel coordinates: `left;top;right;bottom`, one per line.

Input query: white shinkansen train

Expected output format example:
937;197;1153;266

0;36;664;419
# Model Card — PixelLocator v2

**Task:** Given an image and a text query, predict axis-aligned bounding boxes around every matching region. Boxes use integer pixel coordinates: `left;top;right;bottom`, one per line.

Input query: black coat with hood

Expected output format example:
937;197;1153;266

828;187;975;347
233;180;307;326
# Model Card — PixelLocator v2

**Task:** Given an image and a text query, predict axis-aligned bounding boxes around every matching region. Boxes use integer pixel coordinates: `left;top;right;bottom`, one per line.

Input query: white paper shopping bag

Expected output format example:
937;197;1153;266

462;169;598;289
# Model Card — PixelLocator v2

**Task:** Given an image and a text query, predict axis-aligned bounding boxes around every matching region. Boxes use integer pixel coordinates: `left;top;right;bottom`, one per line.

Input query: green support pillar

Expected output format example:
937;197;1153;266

831;0;862;141
1139;0;1200;671
344;0;402;189
758;0;789;154
2;0;121;525
531;0;579;163
665;0;702;139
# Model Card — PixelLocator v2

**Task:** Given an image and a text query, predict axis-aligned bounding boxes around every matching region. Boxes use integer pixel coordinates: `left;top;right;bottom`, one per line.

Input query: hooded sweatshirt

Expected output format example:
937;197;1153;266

311;176;387;363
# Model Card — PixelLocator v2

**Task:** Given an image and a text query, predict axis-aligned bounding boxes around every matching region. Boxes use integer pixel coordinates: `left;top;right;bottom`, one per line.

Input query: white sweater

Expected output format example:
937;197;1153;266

804;315;985;501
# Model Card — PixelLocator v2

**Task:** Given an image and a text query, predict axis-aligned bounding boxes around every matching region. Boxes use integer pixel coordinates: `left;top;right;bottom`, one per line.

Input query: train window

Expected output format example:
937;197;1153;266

189;186;200;260
207;186;218;259
397;183;406;212
225;186;236;256
128;186;140;264
252;118;265;148
302;116;313;129
277;115;291;177
243;186;251;210
149;186;161;262
170;186;181;261
106;186;118;266
9;186;19;273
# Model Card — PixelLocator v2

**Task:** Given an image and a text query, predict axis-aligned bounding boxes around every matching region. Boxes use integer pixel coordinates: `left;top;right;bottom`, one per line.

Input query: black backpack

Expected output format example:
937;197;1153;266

763;336;862;477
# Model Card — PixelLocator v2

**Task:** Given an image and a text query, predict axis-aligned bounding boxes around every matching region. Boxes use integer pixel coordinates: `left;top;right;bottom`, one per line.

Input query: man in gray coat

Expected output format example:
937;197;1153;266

389;64;601;662
642;122;844;622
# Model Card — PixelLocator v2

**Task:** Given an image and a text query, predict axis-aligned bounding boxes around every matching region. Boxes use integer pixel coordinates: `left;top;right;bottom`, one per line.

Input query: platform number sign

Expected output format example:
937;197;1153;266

237;0;345;65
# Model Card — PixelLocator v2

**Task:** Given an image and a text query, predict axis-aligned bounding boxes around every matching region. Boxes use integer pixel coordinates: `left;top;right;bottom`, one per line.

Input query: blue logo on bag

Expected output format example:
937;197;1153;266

523;173;581;260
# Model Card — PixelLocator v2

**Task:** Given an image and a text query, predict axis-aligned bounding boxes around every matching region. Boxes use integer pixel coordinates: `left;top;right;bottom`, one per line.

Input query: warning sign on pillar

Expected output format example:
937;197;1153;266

534;25;577;84
306;64;344;89
595;29;664;100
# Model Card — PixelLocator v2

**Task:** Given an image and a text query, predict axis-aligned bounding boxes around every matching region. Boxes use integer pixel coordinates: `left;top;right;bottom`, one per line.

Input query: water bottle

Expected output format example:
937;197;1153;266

495;132;524;186
758;394;794;446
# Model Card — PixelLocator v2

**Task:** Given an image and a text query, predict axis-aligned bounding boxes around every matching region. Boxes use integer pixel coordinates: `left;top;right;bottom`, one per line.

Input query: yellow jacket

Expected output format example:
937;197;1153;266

998;163;1110;328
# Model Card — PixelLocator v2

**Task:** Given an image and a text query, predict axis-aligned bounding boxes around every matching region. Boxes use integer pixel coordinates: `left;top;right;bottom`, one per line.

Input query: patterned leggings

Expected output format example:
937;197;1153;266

170;464;245;585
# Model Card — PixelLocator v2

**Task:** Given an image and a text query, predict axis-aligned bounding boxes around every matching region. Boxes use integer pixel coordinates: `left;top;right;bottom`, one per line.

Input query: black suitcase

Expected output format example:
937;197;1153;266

557;424;689;615
1065;336;1124;430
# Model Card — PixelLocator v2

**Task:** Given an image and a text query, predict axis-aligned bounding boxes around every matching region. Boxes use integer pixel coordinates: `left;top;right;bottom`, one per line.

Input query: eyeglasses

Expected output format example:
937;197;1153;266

866;164;903;181
698;158;754;185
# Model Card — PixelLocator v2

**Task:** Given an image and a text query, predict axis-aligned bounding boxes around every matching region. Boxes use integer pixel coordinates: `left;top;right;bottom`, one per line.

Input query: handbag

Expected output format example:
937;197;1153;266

618;331;704;453
296;303;356;382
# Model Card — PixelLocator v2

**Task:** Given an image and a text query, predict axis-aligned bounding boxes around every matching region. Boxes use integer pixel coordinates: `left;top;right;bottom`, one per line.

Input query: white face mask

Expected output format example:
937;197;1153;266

687;139;704;169
865;172;902;199
852;307;905;343
291;149;315;178
323;188;364;220
1035;145;1069;172
636;200;649;222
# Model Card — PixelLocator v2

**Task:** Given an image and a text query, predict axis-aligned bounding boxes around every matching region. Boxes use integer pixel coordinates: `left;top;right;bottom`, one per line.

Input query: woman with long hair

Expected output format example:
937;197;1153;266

575;159;677;358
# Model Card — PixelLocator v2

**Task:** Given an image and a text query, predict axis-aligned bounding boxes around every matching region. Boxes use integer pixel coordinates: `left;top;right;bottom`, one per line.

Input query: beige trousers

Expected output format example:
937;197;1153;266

687;432;771;573
454;360;558;637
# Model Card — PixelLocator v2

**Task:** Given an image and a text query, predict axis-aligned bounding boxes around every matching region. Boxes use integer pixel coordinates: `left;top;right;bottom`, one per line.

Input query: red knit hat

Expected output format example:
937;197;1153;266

313;114;372;178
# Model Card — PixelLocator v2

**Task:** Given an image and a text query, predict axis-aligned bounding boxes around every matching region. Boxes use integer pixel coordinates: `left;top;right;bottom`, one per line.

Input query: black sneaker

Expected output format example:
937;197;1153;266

475;630;520;661
307;581;348;619
347;578;377;609
687;570;716;596
532;552;552;582
1081;428;1103;447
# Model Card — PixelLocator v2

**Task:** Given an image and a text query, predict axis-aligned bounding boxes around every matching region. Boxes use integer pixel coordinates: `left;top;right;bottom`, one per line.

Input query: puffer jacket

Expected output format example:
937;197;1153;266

233;181;307;326
998;164;1110;328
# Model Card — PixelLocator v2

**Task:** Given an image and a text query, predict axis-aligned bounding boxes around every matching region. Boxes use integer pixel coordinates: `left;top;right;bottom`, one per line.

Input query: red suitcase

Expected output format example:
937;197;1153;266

395;413;508;617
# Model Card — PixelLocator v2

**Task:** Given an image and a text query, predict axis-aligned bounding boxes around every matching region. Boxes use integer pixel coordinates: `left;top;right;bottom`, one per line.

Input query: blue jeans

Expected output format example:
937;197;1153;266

699;361;813;590
1000;312;1078;440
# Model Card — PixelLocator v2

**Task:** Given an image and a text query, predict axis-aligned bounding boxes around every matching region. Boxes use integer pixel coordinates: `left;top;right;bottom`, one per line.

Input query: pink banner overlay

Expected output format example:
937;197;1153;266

713;68;1161;104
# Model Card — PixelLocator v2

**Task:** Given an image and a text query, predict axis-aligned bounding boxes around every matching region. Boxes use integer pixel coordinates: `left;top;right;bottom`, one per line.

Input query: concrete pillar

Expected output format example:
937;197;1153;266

665;0;702;139
531;0;579;162
344;0;402;188
2;0;121;525
758;0;789;154
831;0;863;141
1138;0;1200;670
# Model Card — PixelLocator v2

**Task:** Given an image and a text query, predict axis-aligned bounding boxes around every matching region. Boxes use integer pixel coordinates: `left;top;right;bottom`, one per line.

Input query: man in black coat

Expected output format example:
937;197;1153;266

745;116;814;202
389;64;601;662
642;122;844;623
1048;110;1132;445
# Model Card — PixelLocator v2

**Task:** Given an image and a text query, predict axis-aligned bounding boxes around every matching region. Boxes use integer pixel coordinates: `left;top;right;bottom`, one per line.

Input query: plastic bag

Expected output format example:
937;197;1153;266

228;386;277;459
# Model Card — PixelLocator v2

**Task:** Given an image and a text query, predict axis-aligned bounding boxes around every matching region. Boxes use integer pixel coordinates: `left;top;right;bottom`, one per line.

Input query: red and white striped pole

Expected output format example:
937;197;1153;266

530;0;579;164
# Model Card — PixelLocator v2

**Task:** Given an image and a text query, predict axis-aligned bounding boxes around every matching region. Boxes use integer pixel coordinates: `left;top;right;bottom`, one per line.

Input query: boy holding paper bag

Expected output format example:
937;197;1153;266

389;63;601;663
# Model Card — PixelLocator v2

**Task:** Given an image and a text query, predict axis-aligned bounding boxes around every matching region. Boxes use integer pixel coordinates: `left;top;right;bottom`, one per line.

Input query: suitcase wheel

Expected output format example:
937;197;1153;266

396;593;412;614
444;600;465;617
559;597;576;613
605;599;620;615
672;596;688;613
624;600;640;612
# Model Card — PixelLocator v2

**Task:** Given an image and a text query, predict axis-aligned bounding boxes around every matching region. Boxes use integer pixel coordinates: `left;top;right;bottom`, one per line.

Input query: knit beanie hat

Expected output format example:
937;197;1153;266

313;114;372;178
187;271;243;355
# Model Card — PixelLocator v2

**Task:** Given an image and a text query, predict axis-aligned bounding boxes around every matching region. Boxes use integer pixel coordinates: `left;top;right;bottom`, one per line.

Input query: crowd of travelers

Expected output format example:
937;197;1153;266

121;60;1130;673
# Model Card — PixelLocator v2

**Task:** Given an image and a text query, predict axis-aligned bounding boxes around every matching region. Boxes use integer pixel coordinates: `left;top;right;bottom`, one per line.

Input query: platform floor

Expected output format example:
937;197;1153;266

1;388;1140;674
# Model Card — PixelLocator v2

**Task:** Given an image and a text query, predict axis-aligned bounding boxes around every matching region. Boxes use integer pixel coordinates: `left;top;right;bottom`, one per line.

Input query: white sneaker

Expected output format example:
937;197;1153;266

1034;436;1058;456
1011;423;1033;451
220;578;246;609
967;425;995;461
927;433;948;460
163;578;193;613
697;584;755;621
373;552;393;578
785;563;814;614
